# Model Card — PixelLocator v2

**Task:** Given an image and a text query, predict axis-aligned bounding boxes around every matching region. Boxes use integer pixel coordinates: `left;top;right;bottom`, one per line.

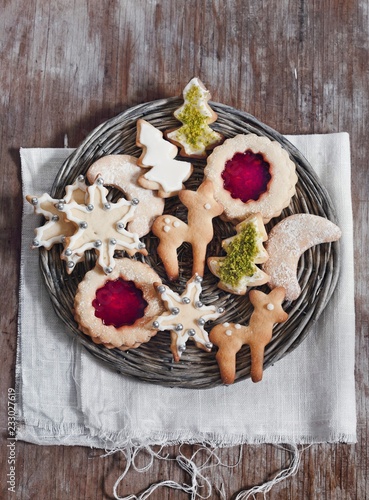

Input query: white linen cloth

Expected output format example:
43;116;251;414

17;133;356;449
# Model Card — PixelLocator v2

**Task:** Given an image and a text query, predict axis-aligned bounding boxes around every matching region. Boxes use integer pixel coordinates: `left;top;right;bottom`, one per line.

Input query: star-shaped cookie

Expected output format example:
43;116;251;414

150;274;224;361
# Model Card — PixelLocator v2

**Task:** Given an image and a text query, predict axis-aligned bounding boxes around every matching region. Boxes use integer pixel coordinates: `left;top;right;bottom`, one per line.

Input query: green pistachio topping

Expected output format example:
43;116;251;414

218;222;259;287
175;84;219;150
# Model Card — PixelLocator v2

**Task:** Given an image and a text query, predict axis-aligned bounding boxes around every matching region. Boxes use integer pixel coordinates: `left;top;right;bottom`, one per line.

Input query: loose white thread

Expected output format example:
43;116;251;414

107;443;304;500
234;444;301;499
109;443;243;500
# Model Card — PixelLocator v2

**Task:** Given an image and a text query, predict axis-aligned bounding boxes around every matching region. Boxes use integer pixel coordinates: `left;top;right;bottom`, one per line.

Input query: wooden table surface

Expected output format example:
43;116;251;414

1;1;367;498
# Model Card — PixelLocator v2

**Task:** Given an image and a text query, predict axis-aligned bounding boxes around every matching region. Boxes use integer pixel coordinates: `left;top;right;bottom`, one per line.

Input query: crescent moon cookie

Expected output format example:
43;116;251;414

262;214;342;301
207;213;270;295
165;77;224;158
74;258;165;350
86;154;164;237
136;119;193;198
149;274;225;362
204;133;298;223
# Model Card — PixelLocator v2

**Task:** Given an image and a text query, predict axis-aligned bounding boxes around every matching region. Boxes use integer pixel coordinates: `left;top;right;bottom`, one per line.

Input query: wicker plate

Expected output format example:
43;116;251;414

40;97;340;389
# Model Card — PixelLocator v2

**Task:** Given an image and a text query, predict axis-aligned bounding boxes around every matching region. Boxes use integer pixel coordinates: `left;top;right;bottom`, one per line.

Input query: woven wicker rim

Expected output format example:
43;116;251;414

39;97;341;389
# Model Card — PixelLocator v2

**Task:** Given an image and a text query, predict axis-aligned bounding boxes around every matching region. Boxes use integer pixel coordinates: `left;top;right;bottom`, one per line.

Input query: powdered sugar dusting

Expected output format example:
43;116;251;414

263;214;341;300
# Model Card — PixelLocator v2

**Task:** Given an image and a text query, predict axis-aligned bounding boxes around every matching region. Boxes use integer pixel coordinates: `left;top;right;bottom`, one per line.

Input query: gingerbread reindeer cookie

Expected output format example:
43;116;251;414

152;179;224;280
209;287;288;384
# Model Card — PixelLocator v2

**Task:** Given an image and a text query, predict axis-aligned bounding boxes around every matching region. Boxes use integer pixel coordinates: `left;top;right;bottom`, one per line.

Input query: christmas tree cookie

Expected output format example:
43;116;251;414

136;119;193;198
207;213;270;295
166;77;224;158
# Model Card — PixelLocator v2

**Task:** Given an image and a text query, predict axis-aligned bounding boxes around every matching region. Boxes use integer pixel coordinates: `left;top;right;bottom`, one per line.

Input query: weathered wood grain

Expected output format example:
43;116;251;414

1;0;367;498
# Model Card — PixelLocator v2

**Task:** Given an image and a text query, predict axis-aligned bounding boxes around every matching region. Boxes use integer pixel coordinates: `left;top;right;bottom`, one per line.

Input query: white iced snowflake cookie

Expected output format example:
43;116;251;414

150;274;225;362
60;175;147;274
26;175;87;251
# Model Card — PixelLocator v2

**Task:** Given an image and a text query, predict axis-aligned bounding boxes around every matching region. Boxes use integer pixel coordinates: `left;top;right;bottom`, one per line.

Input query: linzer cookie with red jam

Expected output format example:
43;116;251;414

74;258;165;350
204;133;298;223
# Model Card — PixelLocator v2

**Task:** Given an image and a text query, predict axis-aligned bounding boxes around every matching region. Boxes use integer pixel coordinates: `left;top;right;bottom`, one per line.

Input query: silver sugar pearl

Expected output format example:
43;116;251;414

67;261;75;269
104;202;111;210
195;275;203;283
56;202;64;210
157;285;166;293
182;297;191;304
86;204;94;211
175;323;183;331
178;344;186;352
217;307;225;314
31;197;38;205
187;329;196;337
131;198;139;206
117;222;124;229
153;320;160;329
32;238;40;247
138;242;146;249
51;215;59;222
105;266;113;274
198;318;206;326
64;248;72;256
94;240;102;247
96;177;104;185
171;307;180;315
79;221;88;229
205;342;213;349
77;174;84;182
110;238;117;245
196;301;203;308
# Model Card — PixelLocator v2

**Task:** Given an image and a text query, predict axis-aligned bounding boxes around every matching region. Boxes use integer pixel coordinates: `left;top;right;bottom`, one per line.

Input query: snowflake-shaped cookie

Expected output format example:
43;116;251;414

60;175;147;274
26;175;87;250
151;274;224;361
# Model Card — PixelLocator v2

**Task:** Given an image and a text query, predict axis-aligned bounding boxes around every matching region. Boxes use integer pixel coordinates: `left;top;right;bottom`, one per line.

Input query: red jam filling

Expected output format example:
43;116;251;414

221;150;271;202
92;278;148;328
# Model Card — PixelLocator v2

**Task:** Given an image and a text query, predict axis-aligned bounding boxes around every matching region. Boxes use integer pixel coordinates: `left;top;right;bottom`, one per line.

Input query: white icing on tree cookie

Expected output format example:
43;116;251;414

136;119;192;196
